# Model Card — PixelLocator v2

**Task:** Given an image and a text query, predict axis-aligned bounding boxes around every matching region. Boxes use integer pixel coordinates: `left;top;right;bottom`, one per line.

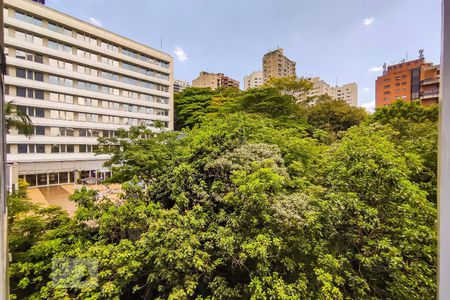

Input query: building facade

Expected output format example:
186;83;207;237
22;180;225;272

173;79;190;93
262;48;296;82
192;71;239;89
335;82;358;106
4;0;173;187
375;57;440;107
420;63;440;106
244;71;263;90
302;77;358;106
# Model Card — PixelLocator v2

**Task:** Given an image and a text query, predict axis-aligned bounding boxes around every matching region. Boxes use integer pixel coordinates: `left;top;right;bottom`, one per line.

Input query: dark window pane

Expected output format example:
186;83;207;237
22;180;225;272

35;90;44;99
18;106;27;115
25;174;37;187
51;145;59;153
34;54;43;63
59;172;68;184
28;144;35;153
35;126;45;135
49;173;58;185
69;172;75;183
36;144;45;153
37;174;47;186
18;144;27;153
27;70;33;79
35;72;44;81
17;87;26;97
35;108;44;117
16;68;26;78
79;144;86;153
66;145;74;153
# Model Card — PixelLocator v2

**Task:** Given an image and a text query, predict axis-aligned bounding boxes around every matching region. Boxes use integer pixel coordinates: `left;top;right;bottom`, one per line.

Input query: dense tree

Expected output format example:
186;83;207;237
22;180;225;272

174;87;222;130
306;95;368;143
9;93;438;298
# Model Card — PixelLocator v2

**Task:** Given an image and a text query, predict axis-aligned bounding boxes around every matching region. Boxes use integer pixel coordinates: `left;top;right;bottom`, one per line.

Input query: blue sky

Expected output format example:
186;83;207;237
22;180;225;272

45;0;441;109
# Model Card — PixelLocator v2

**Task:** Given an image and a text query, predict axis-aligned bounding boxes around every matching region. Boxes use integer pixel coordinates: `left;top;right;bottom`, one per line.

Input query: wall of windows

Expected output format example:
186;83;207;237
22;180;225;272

19;172;76;187
12;10;171;73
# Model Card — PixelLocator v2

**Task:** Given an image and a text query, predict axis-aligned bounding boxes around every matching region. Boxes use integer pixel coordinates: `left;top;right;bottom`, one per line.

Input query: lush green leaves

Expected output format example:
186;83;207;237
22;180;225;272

9;89;438;299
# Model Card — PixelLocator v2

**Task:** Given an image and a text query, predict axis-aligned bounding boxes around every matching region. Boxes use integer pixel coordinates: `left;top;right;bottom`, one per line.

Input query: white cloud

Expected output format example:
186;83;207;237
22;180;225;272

173;46;188;62
368;66;383;72
361;100;375;113
88;17;103;27
363;16;375;27
363;87;370;93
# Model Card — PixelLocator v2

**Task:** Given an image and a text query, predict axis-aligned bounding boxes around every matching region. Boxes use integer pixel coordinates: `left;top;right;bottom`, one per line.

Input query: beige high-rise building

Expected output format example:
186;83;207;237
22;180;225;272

4;0;173;188
192;71;239;89
174;79;190;93
262;48;296;82
302;77;358;106
335;82;358;106
244;71;263;90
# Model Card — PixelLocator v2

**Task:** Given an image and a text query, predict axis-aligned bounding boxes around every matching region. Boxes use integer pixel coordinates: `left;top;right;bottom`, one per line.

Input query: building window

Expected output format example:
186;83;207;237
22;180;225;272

48;22;72;37
48;40;72;53
15;11;43;26
18;144;27;154
36;144;45;153
37;174;47;186
35;126;45;135
59;172;69;184
25;174;37;187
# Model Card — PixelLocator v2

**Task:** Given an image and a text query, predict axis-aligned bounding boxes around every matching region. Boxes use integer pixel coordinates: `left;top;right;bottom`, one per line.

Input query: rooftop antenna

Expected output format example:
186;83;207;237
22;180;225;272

406;51;408;61
160;37;163;51
419;49;424;59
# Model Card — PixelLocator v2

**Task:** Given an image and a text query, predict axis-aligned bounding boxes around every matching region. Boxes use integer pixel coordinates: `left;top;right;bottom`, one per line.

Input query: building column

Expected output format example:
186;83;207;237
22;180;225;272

438;0;450;298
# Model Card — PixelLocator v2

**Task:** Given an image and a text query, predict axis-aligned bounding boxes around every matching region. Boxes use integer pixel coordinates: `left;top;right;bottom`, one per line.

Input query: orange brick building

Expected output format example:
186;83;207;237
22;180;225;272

375;58;440;107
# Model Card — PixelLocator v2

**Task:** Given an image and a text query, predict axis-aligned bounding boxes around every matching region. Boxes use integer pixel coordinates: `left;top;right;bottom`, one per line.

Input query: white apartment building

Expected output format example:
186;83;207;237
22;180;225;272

173;79;190;93
302;77;358;106
4;0;173;188
335;82;358;107
244;71;263;90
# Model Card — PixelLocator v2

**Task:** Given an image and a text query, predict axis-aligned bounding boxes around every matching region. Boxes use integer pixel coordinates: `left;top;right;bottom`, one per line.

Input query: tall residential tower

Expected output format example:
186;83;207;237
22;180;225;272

375;56;440;107
4;0;173;187
262;48;296;82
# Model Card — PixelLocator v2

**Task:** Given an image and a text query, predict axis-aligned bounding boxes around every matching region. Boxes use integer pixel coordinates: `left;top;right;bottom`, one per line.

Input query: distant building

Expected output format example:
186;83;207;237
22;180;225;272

174;79;190;93
192;71;239;89
262;48;296;82
375;55;440;107
301;77;358;106
335;82;358;107
420;63;440;106
244;71;263;90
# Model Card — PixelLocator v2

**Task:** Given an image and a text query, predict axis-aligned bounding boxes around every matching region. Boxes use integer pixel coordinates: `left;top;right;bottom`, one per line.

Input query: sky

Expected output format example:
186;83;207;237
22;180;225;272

45;0;442;110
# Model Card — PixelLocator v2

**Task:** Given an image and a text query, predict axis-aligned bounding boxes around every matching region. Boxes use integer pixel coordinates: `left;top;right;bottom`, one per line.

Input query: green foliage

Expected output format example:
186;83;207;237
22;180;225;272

5;102;33;137
10;96;438;299
306;96;368;143
174;87;218;130
8;180;78;299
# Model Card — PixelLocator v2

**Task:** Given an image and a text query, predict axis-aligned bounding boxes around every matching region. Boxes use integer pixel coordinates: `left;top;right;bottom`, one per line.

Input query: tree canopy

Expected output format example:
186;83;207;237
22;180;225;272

9;82;438;299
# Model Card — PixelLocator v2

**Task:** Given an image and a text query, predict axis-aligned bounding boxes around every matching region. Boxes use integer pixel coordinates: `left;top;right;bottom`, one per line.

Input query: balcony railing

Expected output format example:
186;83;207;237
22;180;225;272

421;89;440;98
422;78;440;85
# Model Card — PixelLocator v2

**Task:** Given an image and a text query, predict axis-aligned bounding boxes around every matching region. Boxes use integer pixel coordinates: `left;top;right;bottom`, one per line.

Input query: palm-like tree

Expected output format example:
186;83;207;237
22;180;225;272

4;102;33;136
